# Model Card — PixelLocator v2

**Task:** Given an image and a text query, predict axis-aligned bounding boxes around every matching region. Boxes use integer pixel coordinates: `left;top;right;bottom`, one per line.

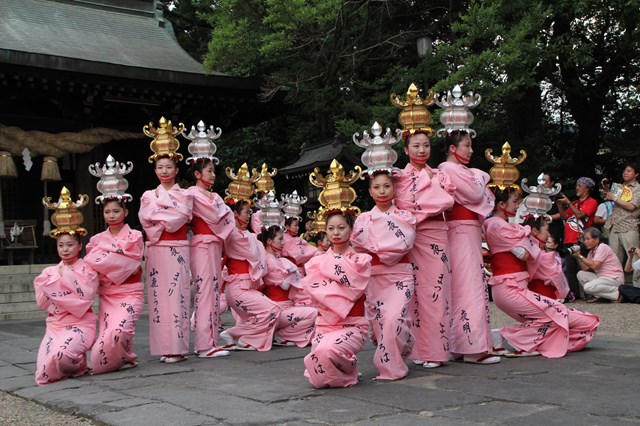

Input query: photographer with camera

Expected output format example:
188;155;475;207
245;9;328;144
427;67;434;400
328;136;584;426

575;228;624;303
603;164;640;286
555;177;598;299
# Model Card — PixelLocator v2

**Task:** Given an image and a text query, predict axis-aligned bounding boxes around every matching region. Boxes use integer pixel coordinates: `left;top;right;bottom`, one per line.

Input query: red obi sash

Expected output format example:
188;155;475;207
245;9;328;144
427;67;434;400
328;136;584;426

263;285;289;302
347;294;366;317
370;254;411;266
490;252;527;276
284;255;298;266
445;203;479;221
528;279;556;299
426;213;445;221
226;257;250;275
123;269;142;284
190;216;214;235
158;224;188;241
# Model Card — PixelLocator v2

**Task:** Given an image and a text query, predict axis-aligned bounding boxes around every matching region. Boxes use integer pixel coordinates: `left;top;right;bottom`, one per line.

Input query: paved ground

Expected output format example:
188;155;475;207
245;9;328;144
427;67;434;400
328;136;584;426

1;301;639;425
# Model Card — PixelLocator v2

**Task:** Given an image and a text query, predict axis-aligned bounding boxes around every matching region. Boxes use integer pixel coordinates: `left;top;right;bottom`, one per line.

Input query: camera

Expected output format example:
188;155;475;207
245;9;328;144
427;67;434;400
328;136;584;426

550;192;565;202
628;247;637;254
559;244;581;258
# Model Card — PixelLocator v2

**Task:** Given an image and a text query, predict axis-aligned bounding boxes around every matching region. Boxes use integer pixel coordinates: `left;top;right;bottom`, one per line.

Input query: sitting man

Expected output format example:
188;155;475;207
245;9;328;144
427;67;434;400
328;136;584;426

575;228;624;303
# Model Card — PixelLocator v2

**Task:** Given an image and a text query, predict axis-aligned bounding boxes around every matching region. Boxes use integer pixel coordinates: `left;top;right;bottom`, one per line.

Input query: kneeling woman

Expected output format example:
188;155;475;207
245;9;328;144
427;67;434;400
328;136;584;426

35;188;99;385
260;225;317;347
483;188;599;358
303;210;372;388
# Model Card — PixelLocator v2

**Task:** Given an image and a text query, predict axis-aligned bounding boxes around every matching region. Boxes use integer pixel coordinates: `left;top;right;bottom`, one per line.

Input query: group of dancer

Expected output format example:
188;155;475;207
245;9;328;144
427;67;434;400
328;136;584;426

32;84;600;388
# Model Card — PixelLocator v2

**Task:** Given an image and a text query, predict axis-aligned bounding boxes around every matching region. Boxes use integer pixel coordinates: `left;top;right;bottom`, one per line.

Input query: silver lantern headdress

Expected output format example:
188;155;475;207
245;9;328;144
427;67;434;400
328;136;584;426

353;121;402;177
88;155;133;204
256;191;285;230
183;120;222;165
520;173;562;220
436;84;481;138
281;190;307;221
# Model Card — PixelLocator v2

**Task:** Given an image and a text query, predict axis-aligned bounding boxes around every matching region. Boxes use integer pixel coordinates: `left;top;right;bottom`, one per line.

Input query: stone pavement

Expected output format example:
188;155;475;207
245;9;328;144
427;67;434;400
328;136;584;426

1;310;639;426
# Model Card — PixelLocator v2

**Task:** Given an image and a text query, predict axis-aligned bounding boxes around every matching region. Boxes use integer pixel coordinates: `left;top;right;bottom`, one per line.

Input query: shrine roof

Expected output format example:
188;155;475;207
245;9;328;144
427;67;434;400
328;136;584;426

0;0;257;89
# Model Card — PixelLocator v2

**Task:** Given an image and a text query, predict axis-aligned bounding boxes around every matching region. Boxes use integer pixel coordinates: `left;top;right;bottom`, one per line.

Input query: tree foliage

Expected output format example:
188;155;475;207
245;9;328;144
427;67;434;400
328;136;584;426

166;0;640;186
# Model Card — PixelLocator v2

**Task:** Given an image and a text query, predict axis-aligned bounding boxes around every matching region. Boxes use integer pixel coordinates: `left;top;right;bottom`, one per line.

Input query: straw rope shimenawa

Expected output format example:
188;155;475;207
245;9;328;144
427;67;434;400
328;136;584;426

0;125;144;157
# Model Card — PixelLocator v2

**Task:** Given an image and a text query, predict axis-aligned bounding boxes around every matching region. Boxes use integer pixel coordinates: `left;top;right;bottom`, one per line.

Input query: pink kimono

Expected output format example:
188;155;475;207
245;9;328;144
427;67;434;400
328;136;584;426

282;233;317;305
483;217;600;357
394;163;455;362
351;205;416;380
188;187;235;352
527;242;571;300
223;227;280;351
263;253;317;347
302;247;371;388
439;162;495;355
84;225;144;374
139;184;193;356
34;259;99;385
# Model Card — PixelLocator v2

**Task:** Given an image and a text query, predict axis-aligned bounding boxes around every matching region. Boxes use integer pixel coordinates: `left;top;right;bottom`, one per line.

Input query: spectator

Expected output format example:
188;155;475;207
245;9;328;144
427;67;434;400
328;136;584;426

594;178;614;242
543;173;564;243
555;177;598;298
624;247;640;273
575;228;624;303
603;164;640;286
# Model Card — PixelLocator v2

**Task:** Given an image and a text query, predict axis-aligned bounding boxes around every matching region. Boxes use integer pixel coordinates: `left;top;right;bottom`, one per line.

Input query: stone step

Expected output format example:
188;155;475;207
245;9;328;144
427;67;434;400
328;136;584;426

0;282;37;293
0;274;40;286
0;292;35;304
0;264;49;276
0;310;47;321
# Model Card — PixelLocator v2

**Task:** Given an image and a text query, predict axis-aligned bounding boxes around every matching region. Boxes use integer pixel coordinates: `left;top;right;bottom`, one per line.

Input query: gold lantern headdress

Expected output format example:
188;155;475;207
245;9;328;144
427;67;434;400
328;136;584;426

390;83;436;138
256;191;285;230
183;120;222;165
306;209;327;237
353;122;402;177
42;187;89;238
309;159;362;219
143;116;185;163
224;163;260;206
254;163;278;195
485;142;527;190
281;190;308;221
436;84;481;138
520;173;561;221
88;155;133;204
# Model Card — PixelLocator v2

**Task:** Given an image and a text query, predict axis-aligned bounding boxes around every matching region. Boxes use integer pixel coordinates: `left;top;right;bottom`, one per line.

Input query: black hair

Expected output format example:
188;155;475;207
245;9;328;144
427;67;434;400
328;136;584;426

284;217;299;227
102;199;127;210
311;231;327;245
226;199;250;214
443;130;470;155
56;232;82;243
258;226;282;247
625;163;639;175
368;171;394;186
521;215;548;231
490;186;520;208
325;210;355;228
188;158;214;184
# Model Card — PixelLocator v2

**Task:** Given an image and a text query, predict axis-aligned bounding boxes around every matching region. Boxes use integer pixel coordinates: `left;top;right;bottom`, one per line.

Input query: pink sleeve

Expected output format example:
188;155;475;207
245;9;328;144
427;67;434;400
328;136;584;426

351;208;416;265
45;261;99;318
33;267;55;312
264;255;302;289
84;229;143;286
439;163;495;218
282;234;317;265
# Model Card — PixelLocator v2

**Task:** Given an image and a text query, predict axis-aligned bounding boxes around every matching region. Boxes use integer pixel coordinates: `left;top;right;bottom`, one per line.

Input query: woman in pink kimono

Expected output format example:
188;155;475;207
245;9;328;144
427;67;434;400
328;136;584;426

522;216;571;300
35;188;99;385
139;156;193;364
187;158;235;358
219;200;281;351
85;199;144;373
282;217;317;305
439;131;499;364
260;226;317;347
351;172;416;380
303;211;372;388
393;132;455;369
483;188;600;358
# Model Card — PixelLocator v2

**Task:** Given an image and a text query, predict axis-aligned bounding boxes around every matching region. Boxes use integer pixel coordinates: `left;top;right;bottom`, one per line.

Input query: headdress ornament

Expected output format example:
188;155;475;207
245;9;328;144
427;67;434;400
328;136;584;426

281;190;307;221
390;83;436;138
309;159;362;219
143;116;185;163
183;120;221;165
254;163;278;195
436;84;481;137
42;187;89;238
256;191;285;230
353;122;402;177
521;173;561;219
224;163;260;206
306;209;326;237
485;142;527;190
88;155;133;204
